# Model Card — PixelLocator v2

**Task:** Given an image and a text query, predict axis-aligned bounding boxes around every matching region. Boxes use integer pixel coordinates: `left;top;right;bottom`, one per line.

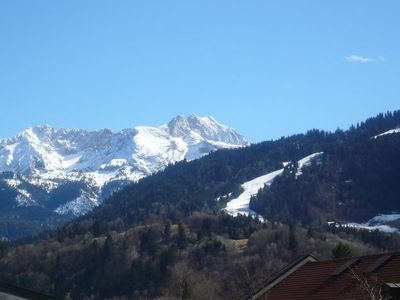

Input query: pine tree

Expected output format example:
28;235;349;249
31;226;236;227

140;230;159;256
288;223;298;251
103;235;114;260
307;226;315;238
332;242;352;258
0;240;8;259
177;223;187;250
164;221;171;238
92;220;108;237
181;281;191;300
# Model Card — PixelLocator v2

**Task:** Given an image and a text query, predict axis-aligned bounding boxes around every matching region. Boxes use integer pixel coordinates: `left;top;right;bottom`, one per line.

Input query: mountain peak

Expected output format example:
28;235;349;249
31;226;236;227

167;114;248;145
30;124;52;131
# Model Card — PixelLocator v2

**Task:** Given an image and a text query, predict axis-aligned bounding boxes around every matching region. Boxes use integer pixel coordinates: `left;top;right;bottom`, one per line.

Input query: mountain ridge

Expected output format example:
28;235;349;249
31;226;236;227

0;115;248;220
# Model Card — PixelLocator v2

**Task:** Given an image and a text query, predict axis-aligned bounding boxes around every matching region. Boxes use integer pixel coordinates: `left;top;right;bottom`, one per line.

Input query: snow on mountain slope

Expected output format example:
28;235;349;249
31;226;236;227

0;115;248;216
224;152;323;219
368;213;400;224
167;115;246;145
372;128;400;138
296;152;324;176
329;213;400;234
225;169;284;219
54;192;100;216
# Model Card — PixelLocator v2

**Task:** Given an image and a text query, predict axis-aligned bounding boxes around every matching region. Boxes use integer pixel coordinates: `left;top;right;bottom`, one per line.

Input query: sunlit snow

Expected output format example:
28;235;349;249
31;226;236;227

372;128;400;139
225;169;284;220
296;152;323;176
329;213;400;234
62;154;82;170
225;152;323;220
0;115;249;216
55;193;100;216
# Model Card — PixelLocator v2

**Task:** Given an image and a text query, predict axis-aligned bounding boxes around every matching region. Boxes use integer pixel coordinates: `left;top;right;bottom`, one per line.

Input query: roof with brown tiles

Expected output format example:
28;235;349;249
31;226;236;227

258;252;400;300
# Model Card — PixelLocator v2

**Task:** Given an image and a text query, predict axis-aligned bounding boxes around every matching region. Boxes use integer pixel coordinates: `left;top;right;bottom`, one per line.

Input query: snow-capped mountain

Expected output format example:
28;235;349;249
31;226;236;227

0;114;249;216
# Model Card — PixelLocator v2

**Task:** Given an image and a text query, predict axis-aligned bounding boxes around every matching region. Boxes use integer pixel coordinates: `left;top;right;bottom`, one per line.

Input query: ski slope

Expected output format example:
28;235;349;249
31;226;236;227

372;128;400;139
225;169;284;219
225;152;323;219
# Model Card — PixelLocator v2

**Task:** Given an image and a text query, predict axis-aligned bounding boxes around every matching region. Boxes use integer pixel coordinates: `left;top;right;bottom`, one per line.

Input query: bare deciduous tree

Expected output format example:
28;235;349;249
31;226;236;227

348;267;390;300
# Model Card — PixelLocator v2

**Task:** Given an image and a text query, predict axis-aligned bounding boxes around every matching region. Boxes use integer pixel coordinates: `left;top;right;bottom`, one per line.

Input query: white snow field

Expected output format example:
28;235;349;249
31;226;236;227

330;213;400;234
296;152;324;176
225;169;284;219
368;213;400;224
225;152;323;219
372;128;400;139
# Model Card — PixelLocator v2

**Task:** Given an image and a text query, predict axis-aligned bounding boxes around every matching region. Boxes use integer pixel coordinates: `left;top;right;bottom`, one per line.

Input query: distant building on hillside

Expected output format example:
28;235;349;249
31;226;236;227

246;252;400;300
0;281;57;300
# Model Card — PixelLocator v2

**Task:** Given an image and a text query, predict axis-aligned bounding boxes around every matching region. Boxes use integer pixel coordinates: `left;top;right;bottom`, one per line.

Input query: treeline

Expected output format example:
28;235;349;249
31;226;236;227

2;212;399;299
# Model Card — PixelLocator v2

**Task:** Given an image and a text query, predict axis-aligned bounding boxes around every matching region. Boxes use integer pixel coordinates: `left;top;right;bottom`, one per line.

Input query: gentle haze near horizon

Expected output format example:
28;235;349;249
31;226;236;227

1;1;399;142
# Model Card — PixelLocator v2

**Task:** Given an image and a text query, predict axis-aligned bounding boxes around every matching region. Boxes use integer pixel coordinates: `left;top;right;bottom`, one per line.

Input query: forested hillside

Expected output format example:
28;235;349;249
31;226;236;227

0;111;399;299
89;111;400;231
2;213;400;299
250;124;400;224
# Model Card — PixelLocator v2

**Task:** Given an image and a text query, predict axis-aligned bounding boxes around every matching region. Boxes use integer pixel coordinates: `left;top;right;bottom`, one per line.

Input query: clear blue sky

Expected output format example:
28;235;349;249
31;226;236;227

0;1;399;142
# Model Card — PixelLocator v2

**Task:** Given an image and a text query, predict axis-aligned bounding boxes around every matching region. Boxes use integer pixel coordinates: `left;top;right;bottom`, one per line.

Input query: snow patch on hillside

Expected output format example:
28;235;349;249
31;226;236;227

368;213;400;224
15;193;36;207
54;193;100;216
86;170;121;187
296;152;323;176
372;128;400;139
343;223;398;233
4;178;22;188
225;169;283;220
62;154;82;169
329;213;400;233
225;152;323;219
